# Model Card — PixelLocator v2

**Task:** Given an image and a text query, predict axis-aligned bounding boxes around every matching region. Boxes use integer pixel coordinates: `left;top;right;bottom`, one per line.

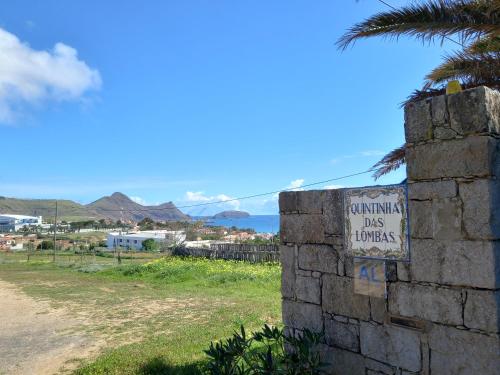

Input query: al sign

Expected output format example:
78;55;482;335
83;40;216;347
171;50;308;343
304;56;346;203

354;258;386;298
344;185;409;260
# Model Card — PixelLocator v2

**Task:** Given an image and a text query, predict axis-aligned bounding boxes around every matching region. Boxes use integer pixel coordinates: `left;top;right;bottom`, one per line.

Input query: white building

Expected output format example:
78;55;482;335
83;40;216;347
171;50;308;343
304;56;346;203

106;230;186;251
0;214;43;232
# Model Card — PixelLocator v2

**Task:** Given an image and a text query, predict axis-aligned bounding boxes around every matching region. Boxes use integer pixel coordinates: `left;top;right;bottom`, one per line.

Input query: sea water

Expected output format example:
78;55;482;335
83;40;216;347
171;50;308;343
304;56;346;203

201;215;280;234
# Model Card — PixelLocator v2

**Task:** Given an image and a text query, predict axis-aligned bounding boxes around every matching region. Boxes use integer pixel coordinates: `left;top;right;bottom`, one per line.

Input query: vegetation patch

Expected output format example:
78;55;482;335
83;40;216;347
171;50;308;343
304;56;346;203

0;253;281;374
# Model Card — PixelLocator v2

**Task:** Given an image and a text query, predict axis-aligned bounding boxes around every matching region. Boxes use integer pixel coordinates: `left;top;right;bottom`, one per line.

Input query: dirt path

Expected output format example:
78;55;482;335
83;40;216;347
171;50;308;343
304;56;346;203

0;280;99;375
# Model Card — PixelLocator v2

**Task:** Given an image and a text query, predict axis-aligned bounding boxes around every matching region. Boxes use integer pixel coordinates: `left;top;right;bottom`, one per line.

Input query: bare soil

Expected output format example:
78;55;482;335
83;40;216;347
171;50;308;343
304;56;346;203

0;280;99;375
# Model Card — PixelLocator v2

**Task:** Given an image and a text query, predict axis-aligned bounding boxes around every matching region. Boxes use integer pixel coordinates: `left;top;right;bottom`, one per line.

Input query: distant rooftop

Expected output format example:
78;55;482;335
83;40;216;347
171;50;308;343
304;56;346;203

0;214;41;220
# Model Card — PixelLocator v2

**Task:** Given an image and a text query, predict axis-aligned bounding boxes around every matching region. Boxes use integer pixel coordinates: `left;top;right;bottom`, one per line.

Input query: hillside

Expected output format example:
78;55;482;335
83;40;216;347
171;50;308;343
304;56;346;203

0;196;98;222
86;192;190;222
0;193;189;223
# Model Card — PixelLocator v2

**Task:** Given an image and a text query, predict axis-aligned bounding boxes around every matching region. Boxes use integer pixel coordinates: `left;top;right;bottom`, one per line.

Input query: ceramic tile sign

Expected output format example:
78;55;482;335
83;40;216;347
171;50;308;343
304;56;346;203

344;184;409;260
354;258;386;298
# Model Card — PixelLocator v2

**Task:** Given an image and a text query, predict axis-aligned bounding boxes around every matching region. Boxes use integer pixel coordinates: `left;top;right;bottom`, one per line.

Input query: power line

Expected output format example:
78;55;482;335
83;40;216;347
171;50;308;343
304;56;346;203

376;0;464;48
93;168;374;213
23;169;373;216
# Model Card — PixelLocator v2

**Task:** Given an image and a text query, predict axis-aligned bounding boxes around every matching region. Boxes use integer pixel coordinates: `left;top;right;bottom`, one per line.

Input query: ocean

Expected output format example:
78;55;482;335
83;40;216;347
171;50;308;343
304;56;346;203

200;215;280;234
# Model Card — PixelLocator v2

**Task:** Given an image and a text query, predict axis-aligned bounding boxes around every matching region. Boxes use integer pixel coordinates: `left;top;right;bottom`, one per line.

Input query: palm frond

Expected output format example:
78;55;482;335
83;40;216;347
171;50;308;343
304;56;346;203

424;50;500;87
467;34;500;53
372;145;406;180
337;0;499;50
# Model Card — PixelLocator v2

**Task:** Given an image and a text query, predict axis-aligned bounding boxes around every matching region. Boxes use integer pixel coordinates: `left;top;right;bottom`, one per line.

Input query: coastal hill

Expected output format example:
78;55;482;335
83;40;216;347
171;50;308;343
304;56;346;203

0;196;99;222
213;210;250;219
87;192;189;222
0;192;189;222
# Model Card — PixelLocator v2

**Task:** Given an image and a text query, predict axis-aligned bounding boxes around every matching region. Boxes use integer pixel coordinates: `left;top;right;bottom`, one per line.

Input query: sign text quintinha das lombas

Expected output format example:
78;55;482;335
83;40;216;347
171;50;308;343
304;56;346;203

344;185;409;260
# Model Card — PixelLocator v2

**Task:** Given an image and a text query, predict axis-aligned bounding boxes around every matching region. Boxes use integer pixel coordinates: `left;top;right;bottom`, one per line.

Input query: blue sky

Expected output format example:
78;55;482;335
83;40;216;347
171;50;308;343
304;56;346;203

0;1;457;215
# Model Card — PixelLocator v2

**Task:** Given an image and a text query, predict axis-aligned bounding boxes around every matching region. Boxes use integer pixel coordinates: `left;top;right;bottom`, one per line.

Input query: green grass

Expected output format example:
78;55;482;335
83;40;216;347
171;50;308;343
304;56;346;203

0;253;281;374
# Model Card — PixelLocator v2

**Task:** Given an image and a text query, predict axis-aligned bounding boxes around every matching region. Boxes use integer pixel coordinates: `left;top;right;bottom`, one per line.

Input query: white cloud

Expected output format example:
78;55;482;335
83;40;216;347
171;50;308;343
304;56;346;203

287;179;305;191
0;27;101;123
184;191;241;215
185;191;212;202
324;184;343;190
330;150;385;165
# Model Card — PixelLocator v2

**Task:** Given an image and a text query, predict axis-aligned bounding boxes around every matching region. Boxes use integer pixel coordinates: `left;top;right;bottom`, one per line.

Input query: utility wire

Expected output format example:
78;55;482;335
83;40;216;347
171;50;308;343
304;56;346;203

24;170;374;216
90;168;375;213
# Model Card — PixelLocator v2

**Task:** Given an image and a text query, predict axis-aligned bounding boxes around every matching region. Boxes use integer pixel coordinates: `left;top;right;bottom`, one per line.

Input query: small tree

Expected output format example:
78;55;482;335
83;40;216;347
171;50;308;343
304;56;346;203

142;238;159;252
138;217;155;230
37;240;54;250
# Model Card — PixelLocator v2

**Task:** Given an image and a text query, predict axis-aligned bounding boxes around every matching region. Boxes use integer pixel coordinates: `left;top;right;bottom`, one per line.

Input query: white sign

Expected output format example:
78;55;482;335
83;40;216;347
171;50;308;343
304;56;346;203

344;185;409;260
354;258;386;298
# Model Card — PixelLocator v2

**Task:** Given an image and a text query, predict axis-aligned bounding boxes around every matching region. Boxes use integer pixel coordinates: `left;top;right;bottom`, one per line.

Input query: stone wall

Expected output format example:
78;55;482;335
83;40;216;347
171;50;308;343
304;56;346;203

279;86;500;375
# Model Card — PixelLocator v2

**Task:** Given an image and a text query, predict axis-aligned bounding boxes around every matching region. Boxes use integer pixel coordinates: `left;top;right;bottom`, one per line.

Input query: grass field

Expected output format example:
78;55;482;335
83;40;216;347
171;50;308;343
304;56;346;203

0;252;282;374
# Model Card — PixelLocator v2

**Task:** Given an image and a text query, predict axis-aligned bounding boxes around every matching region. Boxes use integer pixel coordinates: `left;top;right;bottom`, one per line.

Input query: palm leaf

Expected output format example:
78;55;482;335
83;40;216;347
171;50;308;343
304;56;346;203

467;34;500;53
424;50;500;87
337;0;499;50
372;145;406;180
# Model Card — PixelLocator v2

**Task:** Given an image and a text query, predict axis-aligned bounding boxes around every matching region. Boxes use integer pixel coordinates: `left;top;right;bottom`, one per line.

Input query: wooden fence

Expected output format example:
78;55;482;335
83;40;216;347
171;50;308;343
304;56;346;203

174;243;279;263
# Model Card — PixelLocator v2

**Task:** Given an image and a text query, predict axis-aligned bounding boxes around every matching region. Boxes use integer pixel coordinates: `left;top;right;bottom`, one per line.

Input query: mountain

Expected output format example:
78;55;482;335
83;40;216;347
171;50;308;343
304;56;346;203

213;210;250;219
86;192;190;222
0;196;98;222
0;192;189;223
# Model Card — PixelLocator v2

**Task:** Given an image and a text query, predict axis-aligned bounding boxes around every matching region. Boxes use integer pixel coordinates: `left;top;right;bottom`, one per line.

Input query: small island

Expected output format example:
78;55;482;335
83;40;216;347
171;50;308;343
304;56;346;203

213;210;250;219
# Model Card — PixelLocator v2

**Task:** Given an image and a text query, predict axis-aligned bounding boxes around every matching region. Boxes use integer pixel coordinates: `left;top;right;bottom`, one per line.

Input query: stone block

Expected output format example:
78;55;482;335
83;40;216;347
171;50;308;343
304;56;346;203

431;93;448;127
279;192;297;213
460;179;500;240
404;97;433;143
295;190;324;214
370;297;387;323
296;269;312;277
429;324;500;375
397;262;411;282
280;214;325;244
431;198;462;240
365;358;399;375
282;300;323;332
410;197;463;240
408;200;432;239
295;275;321;304
323;189;344;235
298;244;338;273
319;345;365;375
406;136;498;180
408;180;457;201
324;234;344;248
448;86;500;136
322;274;370;320
343;253;355;278
360;322;421;372
389;283;463;326
464;290;500;333
410;239;500;289
434;126;458;139
324;316;359;352
280;245;296;299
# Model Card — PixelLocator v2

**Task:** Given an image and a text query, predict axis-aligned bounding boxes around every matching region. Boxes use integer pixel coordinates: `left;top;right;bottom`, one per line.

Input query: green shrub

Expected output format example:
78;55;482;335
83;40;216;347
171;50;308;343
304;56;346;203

104;257;280;286
204;325;328;375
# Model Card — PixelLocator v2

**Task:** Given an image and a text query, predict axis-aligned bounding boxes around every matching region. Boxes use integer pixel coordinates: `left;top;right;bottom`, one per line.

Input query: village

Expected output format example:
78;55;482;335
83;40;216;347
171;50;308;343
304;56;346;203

0;212;277;254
